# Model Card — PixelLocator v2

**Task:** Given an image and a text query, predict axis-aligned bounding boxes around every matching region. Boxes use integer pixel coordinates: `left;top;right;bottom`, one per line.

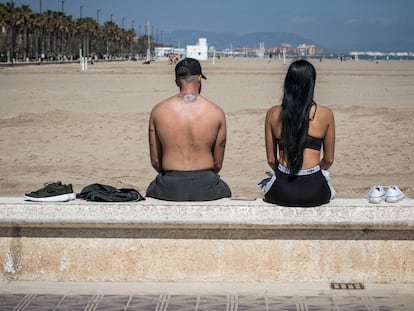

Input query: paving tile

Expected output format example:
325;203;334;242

54;295;92;311
266;296;298;311
366;295;413;311
17;294;63;311
164;295;198;311
126;295;162;310
197;295;229;311
236;295;266;310
94;295;130;310
0;294;27;311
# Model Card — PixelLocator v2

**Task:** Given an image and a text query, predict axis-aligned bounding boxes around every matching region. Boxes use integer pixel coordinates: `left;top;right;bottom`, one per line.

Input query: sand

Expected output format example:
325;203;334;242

1;58;413;200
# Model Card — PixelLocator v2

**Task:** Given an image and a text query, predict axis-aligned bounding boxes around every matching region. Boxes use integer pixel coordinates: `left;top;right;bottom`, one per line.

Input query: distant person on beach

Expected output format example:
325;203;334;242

262;59;335;207
146;58;231;201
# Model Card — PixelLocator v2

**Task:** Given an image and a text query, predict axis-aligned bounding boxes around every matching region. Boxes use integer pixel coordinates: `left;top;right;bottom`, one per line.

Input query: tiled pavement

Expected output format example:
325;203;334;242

1;293;414;310
0;281;413;310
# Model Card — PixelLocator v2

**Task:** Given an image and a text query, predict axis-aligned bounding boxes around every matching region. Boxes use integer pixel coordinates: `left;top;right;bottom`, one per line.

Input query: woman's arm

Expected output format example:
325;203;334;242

265;107;280;170
320;108;335;170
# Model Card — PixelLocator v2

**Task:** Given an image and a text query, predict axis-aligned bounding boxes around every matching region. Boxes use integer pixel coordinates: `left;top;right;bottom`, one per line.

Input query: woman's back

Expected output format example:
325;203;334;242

266;103;334;170
263;59;335;207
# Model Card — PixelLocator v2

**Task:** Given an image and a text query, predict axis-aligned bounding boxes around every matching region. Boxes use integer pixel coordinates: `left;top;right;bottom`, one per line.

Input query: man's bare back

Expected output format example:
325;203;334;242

149;92;226;172
146;58;231;201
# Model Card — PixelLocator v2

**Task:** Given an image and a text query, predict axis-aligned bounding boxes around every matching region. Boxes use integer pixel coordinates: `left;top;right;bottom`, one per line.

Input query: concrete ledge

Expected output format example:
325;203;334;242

0;197;413;230
1;197;413;283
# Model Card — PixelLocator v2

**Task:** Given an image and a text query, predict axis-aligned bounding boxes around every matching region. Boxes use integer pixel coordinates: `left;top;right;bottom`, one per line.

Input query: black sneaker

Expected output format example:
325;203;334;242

24;181;76;202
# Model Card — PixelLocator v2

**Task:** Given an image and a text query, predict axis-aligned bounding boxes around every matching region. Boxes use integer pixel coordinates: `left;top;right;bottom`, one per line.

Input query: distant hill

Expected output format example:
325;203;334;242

335;40;414;53
163;30;323;51
161;30;414;54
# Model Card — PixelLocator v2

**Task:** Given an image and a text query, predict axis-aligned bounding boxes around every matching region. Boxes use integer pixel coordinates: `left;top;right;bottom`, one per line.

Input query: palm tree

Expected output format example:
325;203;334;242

15;5;35;61
62;14;73;59
102;21;118;57
51;11;66;59
83;17;99;58
76;17;97;57
43;10;60;59
0;3;8;60
0;1;17;62
124;29;136;56
34;11;47;61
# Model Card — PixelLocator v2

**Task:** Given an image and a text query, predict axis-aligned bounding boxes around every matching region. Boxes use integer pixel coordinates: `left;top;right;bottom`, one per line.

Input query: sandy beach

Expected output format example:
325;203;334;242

0;58;413;200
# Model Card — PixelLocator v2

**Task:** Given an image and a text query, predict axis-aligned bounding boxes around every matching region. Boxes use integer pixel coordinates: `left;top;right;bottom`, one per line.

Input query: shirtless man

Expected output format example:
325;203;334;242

146;58;231;201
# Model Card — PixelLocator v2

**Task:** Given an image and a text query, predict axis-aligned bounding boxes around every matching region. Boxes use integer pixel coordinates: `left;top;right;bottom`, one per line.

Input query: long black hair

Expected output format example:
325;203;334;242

279;59;316;174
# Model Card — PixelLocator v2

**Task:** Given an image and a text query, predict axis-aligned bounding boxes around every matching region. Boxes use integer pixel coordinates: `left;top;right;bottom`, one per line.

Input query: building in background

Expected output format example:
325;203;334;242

186;38;208;60
154;47;185;58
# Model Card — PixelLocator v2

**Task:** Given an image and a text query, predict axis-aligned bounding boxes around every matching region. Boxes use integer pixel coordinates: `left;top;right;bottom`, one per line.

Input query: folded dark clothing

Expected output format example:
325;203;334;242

79;183;145;202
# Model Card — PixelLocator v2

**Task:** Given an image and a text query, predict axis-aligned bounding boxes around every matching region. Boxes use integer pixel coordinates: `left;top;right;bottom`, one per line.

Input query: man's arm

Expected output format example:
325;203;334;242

148;111;163;173
212;112;227;173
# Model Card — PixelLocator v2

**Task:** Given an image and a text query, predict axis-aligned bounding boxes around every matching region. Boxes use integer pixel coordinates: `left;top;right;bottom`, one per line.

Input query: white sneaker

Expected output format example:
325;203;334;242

367;185;386;204
385;185;405;203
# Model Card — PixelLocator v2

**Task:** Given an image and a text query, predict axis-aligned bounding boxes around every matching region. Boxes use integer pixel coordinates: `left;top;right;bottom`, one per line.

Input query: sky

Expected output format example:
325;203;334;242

6;0;414;50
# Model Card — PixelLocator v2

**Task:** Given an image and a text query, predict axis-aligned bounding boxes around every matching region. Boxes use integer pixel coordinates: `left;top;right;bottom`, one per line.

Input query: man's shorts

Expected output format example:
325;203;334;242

146;169;231;201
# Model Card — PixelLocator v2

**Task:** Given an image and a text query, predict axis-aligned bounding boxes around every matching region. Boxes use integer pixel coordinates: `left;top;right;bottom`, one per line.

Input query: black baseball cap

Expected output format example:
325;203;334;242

175;58;207;80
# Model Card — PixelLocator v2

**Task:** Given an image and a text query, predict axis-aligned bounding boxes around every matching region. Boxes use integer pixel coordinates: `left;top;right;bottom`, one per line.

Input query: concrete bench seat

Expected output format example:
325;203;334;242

1;197;413;283
1;197;413;230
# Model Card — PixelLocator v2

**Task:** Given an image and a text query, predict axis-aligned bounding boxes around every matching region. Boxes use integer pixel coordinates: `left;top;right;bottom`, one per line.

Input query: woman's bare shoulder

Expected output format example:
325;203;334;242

316;104;334;118
317;103;333;112
266;105;282;115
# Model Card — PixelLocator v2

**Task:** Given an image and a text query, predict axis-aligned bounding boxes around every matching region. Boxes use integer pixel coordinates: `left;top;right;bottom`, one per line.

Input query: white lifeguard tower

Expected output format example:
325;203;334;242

186;38;208;61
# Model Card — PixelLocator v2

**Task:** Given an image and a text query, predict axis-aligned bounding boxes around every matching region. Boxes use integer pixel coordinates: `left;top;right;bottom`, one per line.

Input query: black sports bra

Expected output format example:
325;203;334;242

278;135;322;151
304;134;323;151
278;102;323;151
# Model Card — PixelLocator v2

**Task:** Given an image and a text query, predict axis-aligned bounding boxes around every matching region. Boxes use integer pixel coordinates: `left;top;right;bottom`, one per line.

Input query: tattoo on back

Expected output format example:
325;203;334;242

178;93;198;104
219;139;226;148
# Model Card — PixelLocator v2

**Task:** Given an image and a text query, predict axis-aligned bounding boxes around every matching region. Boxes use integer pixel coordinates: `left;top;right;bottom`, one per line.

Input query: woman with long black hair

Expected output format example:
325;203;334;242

263;59;335;207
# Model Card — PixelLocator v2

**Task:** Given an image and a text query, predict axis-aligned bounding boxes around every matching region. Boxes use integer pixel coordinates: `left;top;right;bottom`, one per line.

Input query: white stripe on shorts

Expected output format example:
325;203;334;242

277;164;321;176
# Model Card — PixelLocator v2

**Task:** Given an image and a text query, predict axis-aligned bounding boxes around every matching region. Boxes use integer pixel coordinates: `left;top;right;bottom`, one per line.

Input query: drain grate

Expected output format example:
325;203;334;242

330;282;365;290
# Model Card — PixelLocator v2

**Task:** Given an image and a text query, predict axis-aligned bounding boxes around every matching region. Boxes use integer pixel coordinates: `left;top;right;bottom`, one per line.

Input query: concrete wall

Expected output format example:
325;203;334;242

1;198;413;283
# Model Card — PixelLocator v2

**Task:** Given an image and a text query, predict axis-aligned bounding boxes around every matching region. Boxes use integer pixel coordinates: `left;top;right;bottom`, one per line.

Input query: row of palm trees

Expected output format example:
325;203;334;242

0;2;159;63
